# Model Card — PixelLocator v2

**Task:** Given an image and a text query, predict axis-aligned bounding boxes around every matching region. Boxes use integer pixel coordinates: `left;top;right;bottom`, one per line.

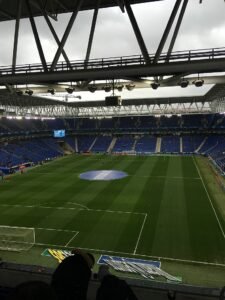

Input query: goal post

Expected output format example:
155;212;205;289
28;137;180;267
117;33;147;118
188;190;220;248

0;225;35;251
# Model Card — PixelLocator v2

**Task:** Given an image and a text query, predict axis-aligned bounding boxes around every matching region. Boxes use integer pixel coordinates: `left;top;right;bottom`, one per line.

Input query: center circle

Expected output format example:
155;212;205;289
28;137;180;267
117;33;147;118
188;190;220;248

79;170;128;181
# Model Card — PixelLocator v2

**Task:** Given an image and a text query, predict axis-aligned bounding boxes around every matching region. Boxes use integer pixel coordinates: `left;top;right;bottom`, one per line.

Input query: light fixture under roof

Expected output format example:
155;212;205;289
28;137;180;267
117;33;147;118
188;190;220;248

25;89;33;96
126;83;135;91
88;85;97;93
48;88;55;95
117;84;124;92
16;90;23;96
179;79;189;88
103;85;111;93
193;78;204;87
65;87;74;94
151;82;160;90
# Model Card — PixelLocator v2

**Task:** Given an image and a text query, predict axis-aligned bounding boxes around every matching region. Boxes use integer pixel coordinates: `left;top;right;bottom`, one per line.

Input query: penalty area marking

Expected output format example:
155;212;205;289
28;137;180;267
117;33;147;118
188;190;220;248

67;202;89;210
35;227;79;247
133;213;148;255
0;204;145;216
128;175;201;180
192;157;225;240
65;232;79;247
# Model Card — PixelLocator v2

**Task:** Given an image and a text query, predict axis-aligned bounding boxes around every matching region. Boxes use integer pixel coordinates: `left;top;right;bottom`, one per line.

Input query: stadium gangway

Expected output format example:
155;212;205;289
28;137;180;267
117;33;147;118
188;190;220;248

0;47;225;76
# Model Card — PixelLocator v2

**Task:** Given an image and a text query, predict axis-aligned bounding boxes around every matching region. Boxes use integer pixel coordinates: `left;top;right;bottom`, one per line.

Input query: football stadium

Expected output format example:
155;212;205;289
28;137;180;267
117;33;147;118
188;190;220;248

0;0;225;299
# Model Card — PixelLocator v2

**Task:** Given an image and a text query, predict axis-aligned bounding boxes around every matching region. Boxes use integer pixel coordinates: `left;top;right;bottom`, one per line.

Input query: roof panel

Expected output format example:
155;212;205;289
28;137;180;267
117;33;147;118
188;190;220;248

0;0;162;22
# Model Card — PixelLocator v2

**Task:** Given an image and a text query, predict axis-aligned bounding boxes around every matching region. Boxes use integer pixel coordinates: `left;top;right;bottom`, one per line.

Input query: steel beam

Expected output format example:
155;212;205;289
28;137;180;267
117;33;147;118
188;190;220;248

50;0;84;71
85;0;101;66
166;0;188;62
1;58;225;85
116;0;125;12
124;1;151;64
26;0;48;72
153;0;182;64
0;9;13;20
12;0;23;73
41;7;72;70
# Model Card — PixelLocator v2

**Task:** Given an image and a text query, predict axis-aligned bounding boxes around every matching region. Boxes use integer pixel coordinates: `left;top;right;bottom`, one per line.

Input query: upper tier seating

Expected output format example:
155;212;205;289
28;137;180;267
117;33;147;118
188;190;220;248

135;136;157;153
112;136;135;152
161;136;180;153
91;136;112;152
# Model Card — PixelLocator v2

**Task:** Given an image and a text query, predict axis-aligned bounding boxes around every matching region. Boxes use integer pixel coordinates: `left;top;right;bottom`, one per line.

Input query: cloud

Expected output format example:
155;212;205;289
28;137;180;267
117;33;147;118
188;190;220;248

0;0;224;99
1;1;225;64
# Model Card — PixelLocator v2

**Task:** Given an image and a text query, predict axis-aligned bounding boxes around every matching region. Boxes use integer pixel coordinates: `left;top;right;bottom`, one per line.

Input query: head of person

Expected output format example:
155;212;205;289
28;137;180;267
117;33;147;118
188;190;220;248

51;249;95;300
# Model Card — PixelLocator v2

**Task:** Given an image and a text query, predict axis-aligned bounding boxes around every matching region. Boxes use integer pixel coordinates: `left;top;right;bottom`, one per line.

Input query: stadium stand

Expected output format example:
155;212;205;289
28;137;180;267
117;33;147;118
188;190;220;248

0;114;225;300
182;135;205;153
161;136;180;153
135;136;157;153
112;136;135;152
91;136;112;153
1;113;225;172
64;136;77;151
0;138;63;169
77;135;96;152
0;261;223;300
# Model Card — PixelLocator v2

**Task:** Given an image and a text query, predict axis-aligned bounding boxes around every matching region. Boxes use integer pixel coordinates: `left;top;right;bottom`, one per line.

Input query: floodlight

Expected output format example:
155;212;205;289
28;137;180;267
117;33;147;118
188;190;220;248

117;84;124;92
103;85;111;93
65;87;74;94
179;79;189;88
193;79;204;87
125;83;135;91
151;82;160;90
48;88;55;95
25;89;33;96
88;85;97;93
16;90;23;96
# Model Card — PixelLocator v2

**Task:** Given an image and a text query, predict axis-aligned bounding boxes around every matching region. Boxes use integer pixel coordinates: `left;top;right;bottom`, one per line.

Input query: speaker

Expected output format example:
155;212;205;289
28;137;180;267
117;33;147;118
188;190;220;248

105;96;122;106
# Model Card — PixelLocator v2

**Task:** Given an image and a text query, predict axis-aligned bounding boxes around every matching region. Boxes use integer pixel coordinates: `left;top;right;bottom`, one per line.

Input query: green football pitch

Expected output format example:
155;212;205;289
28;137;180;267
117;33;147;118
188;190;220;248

0;155;225;265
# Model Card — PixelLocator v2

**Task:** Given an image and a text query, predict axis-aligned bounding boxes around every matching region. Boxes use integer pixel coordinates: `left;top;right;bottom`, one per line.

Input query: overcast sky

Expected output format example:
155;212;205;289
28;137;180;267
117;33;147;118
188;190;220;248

0;0;224;100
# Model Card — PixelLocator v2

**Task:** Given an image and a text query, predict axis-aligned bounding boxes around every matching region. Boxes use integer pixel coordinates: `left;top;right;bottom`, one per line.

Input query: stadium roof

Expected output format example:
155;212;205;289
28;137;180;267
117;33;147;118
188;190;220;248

0;0;162;22
0;0;224;116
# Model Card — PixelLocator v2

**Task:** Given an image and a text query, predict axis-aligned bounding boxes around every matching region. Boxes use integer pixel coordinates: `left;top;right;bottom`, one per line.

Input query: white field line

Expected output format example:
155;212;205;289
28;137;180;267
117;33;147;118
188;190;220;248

65;232;79;247
192;156;225;239
0;204;145;215
32;242;225;267
129;175;201;180
35;227;78;233
133;214;148;255
67;202;89;210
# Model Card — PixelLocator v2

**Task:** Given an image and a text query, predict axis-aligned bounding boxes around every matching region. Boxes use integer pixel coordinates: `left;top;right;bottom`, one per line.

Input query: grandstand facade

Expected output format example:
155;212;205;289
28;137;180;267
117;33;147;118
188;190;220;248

0;113;225;173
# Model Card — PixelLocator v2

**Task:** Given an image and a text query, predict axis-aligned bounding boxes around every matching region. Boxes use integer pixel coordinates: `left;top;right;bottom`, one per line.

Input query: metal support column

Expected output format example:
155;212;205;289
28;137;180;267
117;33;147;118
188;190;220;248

12;0;23;73
85;0;101;67
26;0;48;72
41;7;72;70
166;0;188;62
153;0;182;64
50;0;84;71
124;1;150;64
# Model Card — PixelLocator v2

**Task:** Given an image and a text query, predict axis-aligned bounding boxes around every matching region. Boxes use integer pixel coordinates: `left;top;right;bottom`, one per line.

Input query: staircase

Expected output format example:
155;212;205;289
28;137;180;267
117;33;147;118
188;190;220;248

180;137;183;153
156;137;161;153
195;137;207;153
75;137;78;153
107;137;117;153
132;137;138;151
88;137;97;152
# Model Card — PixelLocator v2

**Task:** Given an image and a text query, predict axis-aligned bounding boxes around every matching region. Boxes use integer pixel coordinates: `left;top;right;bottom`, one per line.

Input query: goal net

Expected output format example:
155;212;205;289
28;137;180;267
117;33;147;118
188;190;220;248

0;226;35;251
